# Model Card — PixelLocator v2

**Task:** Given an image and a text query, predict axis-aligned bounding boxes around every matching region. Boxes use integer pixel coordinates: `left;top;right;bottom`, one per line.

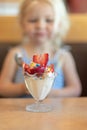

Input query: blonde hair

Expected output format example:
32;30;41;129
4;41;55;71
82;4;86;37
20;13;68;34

19;0;70;47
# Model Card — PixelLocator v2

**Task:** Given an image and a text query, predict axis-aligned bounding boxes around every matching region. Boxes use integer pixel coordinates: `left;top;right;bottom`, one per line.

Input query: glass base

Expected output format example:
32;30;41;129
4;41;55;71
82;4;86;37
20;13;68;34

26;103;52;112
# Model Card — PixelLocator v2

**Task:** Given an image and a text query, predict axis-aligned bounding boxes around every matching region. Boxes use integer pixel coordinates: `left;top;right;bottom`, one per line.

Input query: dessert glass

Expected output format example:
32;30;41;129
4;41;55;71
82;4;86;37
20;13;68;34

24;73;55;112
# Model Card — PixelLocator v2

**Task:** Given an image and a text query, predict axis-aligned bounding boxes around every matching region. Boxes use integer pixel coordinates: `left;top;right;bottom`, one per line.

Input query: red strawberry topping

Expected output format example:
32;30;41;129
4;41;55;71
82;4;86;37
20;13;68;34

23;63;45;75
22;53;55;77
33;53;49;67
23;63;31;74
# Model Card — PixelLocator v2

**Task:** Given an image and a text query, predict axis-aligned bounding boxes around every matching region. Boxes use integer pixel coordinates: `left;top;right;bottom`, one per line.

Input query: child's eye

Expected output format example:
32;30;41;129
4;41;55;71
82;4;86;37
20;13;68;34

28;19;38;23
46;19;54;23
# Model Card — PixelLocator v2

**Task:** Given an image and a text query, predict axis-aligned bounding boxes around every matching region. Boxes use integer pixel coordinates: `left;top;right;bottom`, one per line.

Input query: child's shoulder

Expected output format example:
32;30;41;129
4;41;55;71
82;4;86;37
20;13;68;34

59;49;73;58
57;48;75;67
8;45;22;56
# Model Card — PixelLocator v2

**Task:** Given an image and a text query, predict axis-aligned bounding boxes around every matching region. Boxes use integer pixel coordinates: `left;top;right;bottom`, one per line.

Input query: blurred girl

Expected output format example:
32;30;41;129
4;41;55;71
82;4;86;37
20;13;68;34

0;0;81;97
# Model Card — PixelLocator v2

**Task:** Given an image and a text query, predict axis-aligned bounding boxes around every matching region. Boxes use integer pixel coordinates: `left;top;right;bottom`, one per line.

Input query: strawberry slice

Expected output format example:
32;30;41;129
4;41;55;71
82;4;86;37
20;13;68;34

41;53;49;67
35;66;45;77
29;68;37;75
35;66;45;74
33;53;49;67
23;63;29;71
33;55;40;64
23;63;31;73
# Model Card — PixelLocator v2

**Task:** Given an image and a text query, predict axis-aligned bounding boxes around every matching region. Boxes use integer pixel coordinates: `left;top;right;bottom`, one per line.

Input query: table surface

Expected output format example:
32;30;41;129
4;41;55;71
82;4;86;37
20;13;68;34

0;98;87;130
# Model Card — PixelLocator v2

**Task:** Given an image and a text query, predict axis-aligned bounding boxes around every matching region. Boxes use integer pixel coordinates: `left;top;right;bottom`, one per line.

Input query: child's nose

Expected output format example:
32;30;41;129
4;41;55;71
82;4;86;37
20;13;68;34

36;20;46;30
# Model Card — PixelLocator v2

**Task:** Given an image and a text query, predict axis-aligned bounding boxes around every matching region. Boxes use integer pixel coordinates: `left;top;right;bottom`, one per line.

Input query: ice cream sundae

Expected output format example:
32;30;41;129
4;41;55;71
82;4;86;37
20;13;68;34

23;53;55;101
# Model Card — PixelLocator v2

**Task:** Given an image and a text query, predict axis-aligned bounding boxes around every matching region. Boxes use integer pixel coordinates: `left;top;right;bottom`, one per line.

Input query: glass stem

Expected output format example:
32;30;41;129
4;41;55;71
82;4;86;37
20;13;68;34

35;100;41;109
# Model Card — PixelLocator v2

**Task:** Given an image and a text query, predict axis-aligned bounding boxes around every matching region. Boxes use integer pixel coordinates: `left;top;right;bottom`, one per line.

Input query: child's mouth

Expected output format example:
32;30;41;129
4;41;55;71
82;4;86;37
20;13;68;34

35;32;47;37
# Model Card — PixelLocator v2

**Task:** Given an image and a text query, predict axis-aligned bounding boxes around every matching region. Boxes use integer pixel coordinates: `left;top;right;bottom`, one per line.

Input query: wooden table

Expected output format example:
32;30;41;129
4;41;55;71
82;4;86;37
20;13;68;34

0;98;87;130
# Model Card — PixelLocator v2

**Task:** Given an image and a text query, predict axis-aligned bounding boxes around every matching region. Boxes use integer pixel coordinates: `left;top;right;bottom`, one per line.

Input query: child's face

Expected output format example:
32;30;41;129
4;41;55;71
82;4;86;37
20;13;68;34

22;2;56;45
